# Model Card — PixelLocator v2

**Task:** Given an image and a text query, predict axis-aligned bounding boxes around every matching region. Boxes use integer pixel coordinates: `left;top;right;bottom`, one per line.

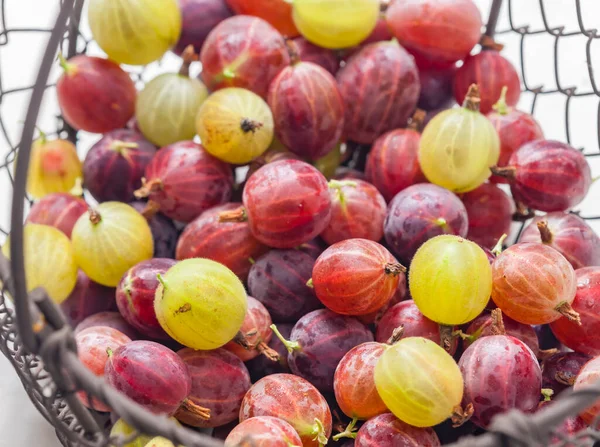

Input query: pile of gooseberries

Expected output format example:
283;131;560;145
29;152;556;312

8;0;600;446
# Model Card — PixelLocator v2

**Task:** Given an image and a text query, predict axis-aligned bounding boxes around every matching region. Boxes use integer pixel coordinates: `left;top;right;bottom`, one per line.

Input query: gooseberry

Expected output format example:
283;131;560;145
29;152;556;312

174;0;232;55
542;352;591;395
492;243;579;325
337;41;420;144
312;239;405;316
175;348;251;428
375;337;465;427
129;201;179;259
83;129;156;203
384;183;468;263
354;413;441;447
492;140;592;212
459;334;542;428
459;182;514;248
574;356;600;424
419;84;500;192
88;0;181;65
136;48;209;148
288;37;339;75
321;180;386;245
486;86;544;183
292;0;380;49
239;373;332;447
409;235;492;325
75;311;140;341
196;88;274;165
176;203;267;281
71;202;153;287
273;308;374;392
225;0;297;36
2;224;77;303
56;55;136;133
225;416;303;447
26;192;87;238
550;267;600;355
200;16;290;98
60;270;116;328
134;141;233;223
519;213;600;269
268;61;344;160
386;0;482;68
154;258;247;350
247;249;321;323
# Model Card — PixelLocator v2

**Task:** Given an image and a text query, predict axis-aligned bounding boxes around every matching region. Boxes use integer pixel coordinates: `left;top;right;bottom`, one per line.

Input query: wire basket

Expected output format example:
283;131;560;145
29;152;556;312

1;0;600;446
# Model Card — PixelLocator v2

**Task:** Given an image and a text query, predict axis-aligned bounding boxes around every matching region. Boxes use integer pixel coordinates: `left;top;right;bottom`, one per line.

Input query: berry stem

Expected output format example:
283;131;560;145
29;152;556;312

233;331;253;350
491;234;508;256
492;86;510;115
452;329;478;344
256;341;281;362
462;84;481;112
328;179;357;189
285;38;301;65
451;403;474;427
180;399;211;420
490;165;517;180
555;371;576;386
311;418;328;447
218;207;247;223
240;118;263;133
156;273;168;290
384;262;407;276
434;217;449;232
222;68;236;79
269;324;301;353
537;221;553;244
34;125;47;144
439;324;455;353
555;301;581;325
89;208;102;225
407;108;426;132
479;35;505;51
178;45;198;77
141;200;161;220
386;325;405;344
57;52;76;74
306;278;314;288
134;178;163;199
109;140;139;154
106;347;113;357
490;309;506;335
332;417;358;441
537;348;558;362
69;177;83;197
541;388;554;402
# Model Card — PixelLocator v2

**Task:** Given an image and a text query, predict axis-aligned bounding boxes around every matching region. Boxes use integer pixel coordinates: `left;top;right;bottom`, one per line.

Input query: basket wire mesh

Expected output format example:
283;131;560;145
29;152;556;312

1;0;600;446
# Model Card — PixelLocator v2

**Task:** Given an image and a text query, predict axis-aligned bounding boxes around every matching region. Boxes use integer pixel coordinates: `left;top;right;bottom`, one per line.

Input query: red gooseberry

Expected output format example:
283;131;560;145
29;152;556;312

334;342;388;421
129;201;179;259
76;327;131;412
273;309;374;392
225;0;298;37
459;182;514;249
574;355;600;424
224;416;303;447
486;87;544;183
384;183;468;263
200;16;290;98
336;40;420;144
459;333;542;428
134;141;233;223
365;115;427;202
355;413;441;447
320;180;386;245
312;239;405;316
75;311;140;341
26;193;87;238
386;0;482;68
173;0;233;55
550;267;600;356
176;203;268;281
542;352;591;395
268;61;344;160
288;37;339;75
175;348;251;428
519;213;600;270
56;55;136;133
492;140;592;212
83;129;156;203
492;243;579;325
454;49;521;114
60;270;117;328
239;373;333;447
224;160;331;248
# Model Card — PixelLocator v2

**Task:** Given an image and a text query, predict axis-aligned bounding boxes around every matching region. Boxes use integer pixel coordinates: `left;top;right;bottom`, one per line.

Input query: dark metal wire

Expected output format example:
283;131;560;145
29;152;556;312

1;0;600;446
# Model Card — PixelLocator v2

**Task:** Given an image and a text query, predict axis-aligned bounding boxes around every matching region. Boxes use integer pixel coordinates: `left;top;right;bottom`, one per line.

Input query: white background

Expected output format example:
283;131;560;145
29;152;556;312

0;1;599;446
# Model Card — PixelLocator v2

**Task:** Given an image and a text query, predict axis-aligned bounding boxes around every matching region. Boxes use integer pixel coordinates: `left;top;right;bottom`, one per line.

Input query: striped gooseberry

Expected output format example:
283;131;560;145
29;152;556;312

491;243;579;325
